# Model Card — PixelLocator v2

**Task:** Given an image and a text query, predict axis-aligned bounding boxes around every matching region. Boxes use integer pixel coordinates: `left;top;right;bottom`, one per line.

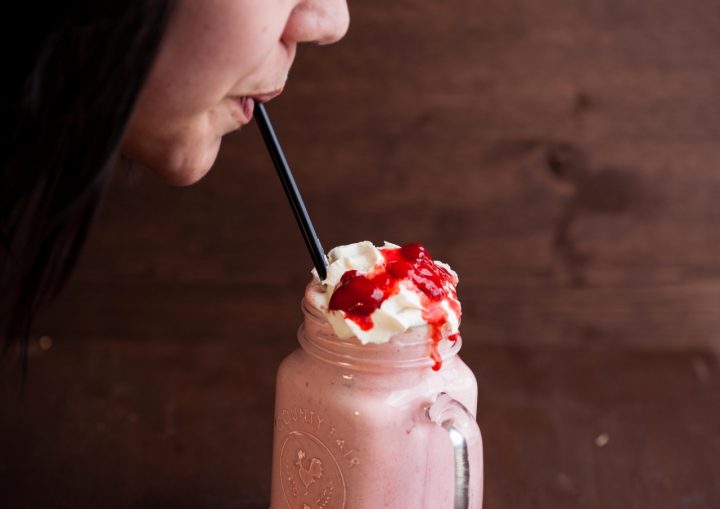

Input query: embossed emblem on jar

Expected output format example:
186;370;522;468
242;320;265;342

276;407;361;508
280;430;346;508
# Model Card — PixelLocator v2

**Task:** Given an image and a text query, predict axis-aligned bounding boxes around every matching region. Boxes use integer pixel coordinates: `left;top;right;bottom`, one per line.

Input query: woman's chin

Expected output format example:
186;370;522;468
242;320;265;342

158;155;217;186
124;136;222;186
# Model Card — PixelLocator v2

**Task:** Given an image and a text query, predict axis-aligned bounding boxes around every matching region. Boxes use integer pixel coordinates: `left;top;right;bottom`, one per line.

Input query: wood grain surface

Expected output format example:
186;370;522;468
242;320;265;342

32;0;720;353
3;0;720;507
2;340;718;508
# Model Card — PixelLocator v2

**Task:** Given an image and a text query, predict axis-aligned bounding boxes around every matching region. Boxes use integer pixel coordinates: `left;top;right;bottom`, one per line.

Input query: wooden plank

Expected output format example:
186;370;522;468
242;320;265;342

1;340;717;508
33;0;720;353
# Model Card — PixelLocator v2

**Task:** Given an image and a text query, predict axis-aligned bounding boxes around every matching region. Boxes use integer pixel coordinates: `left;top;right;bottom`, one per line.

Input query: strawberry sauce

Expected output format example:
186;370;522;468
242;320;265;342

328;243;460;370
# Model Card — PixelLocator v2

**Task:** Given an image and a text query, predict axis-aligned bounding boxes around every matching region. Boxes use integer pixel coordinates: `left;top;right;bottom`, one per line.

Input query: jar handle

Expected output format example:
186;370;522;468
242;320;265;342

426;392;484;509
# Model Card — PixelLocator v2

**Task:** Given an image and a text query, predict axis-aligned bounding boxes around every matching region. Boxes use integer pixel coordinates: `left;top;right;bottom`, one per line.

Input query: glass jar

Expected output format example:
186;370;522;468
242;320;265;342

270;299;483;508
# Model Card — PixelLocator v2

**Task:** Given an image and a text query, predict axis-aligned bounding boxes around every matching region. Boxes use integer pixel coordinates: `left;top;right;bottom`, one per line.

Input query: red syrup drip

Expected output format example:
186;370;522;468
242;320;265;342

328;243;461;370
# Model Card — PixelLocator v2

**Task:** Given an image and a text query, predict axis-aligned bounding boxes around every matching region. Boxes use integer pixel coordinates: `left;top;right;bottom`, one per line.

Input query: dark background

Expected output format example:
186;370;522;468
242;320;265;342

2;1;719;508
36;0;720;353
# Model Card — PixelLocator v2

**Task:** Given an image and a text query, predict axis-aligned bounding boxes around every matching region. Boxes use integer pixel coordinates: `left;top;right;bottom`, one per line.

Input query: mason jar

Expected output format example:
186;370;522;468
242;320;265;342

269;298;483;508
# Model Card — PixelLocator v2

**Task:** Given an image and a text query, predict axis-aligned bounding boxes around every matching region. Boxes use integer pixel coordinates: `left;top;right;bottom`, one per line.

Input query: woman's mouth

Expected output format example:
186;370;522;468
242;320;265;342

228;96;255;125
252;88;284;104
228;88;284;125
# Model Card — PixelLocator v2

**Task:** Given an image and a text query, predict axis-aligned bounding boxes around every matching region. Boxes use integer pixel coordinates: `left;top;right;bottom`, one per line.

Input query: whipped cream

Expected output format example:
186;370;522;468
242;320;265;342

307;241;461;345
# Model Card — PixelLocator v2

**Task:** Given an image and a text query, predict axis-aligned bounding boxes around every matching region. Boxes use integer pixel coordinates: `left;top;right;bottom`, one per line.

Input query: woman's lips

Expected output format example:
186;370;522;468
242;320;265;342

228;88;284;125
228;96;255;125
252;88;284;103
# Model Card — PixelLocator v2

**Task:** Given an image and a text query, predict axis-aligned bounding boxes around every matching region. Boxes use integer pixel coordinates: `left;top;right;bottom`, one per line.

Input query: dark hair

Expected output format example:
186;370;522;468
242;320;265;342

1;2;176;369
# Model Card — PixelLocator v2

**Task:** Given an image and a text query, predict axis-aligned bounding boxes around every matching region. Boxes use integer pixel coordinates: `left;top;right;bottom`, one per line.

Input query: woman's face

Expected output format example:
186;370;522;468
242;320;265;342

122;0;349;185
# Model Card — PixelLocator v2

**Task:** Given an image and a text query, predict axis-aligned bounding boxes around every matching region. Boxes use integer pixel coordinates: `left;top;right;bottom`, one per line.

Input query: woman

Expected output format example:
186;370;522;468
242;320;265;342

1;0;349;362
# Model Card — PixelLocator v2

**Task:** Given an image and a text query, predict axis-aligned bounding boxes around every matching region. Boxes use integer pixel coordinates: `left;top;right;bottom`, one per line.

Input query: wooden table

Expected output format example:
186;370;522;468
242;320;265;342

3;0;720;507
2;337;717;508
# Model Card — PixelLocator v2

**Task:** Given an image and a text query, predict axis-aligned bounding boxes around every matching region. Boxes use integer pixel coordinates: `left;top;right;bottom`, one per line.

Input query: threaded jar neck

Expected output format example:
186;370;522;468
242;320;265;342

299;299;461;372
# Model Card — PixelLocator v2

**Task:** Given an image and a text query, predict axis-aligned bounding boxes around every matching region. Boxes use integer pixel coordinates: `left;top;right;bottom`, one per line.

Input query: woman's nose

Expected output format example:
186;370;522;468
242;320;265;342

283;0;350;46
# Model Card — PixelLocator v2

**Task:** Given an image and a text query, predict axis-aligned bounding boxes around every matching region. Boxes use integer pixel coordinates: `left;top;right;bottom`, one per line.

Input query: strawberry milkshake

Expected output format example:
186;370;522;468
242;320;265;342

270;241;483;508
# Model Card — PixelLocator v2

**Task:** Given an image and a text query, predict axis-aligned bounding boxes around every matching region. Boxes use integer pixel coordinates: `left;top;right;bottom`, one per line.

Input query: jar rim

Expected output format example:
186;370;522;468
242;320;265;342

299;298;462;371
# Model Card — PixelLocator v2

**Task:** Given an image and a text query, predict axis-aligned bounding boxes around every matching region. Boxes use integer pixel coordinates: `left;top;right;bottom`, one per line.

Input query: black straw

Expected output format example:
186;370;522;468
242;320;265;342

254;102;328;280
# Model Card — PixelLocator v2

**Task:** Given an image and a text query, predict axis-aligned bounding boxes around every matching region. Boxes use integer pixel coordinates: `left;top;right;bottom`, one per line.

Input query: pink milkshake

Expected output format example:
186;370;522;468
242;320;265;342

270;242;483;508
